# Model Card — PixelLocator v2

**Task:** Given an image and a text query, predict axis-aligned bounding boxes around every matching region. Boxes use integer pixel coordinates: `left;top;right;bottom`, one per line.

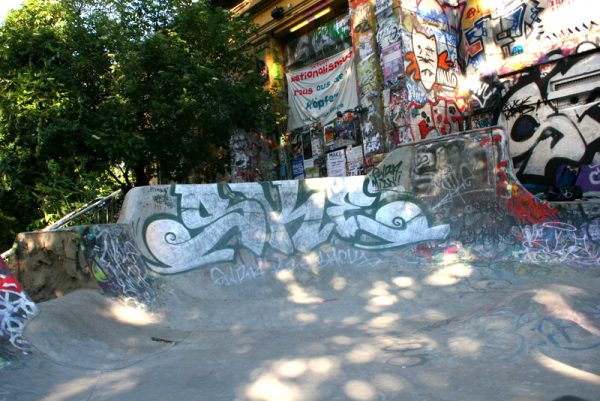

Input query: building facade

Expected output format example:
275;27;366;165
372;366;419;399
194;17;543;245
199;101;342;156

230;0;600;199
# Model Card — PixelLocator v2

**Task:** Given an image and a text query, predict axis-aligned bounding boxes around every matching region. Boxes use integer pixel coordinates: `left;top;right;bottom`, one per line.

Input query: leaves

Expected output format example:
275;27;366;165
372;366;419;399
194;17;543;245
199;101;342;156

0;0;274;249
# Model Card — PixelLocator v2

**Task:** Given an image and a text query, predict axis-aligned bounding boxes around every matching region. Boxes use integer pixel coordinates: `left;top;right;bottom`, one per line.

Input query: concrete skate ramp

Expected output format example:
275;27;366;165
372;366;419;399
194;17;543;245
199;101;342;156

3;127;600;401
23;289;188;370
9;260;600;401
118;127;600;276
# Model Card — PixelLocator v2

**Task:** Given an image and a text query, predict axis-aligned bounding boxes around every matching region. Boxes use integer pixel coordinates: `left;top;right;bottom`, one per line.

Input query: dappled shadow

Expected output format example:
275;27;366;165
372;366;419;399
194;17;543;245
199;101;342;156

1;255;599;401
3;127;600;400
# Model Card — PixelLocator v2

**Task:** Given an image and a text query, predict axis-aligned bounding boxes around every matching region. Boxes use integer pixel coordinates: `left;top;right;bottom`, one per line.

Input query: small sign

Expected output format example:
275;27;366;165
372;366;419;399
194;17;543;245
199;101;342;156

292;156;305;179
326;149;347;177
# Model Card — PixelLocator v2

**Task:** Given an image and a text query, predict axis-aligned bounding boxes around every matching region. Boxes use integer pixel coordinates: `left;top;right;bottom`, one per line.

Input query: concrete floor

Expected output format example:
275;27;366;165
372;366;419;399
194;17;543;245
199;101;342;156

1;260;599;401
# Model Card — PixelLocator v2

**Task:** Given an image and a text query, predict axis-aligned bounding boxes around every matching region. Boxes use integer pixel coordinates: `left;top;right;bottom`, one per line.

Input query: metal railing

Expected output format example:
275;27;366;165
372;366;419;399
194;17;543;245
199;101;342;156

1;189;124;260
43;189;124;231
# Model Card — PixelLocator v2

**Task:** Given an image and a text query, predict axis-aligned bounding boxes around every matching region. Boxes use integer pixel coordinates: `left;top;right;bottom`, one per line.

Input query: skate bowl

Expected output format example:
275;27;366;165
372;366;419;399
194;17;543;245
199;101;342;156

2;127;600;401
117;126;600;275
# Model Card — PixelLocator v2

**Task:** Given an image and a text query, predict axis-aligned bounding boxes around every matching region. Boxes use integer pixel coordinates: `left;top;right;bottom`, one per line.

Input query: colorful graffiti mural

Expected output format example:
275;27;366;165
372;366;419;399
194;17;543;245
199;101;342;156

80;225;157;305
0;257;37;350
118;128;600;278
461;2;600;197
486;51;600;194
351;0;386;156
460;0;600;75
405;29;457;93
399;0;467;142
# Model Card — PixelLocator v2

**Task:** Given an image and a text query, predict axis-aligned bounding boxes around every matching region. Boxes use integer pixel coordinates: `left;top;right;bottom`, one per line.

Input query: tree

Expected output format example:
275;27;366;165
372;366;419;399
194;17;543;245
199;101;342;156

0;0;274;249
104;0;274;184
0;0;117;244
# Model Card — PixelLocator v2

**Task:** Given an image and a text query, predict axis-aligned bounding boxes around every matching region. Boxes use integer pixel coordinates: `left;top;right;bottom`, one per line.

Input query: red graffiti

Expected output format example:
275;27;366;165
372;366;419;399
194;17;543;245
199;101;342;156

466;7;479;19
405;52;421;81
437;51;454;70
0;273;23;293
479;133;503;148
464;41;483;59
0;257;23;293
409;99;465;139
497;157;559;225
506;188;559;225
418;119;430;139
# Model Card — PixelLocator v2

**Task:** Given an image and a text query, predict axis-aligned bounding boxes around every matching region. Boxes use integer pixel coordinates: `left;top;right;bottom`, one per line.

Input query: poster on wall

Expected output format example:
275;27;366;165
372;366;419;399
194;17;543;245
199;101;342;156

326;149;347;177
291;156;305;179
310;125;323;157
346;146;364;176
304;158;320;178
311;136;323;158
324;123;335;150
287;48;359;131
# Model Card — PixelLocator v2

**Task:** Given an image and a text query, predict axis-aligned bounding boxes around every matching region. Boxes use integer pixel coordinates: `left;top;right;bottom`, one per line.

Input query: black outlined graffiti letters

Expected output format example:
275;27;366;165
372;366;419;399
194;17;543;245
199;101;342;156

494;52;600;187
143;177;450;274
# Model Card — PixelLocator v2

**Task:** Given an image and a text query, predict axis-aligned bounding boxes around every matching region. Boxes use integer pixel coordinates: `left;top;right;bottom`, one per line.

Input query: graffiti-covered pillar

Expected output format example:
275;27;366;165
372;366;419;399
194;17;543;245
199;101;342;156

374;0;407;150
350;0;387;164
398;0;467;141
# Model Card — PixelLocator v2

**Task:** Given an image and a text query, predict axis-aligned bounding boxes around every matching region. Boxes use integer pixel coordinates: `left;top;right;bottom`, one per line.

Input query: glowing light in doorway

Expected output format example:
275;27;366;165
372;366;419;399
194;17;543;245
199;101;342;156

289;7;332;33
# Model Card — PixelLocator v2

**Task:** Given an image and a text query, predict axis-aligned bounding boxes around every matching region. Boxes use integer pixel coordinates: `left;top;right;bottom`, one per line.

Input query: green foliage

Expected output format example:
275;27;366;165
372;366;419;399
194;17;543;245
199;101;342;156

0;0;274;249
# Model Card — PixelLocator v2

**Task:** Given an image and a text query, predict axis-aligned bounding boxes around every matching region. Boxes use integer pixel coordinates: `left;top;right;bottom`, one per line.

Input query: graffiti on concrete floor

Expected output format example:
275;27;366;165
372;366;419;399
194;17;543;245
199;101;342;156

463;295;600;361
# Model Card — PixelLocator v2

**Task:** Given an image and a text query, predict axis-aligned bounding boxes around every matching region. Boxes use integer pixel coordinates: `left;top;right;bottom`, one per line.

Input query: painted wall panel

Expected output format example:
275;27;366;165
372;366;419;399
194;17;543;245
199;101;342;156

119;127;600;278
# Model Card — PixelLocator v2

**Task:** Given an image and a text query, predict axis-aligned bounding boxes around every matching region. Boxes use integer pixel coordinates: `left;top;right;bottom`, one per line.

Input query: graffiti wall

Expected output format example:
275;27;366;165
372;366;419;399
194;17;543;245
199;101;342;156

469;50;600;196
399;0;467;142
79;225;157;305
0;257;37;350
460;0;600;76
462;1;600;197
118;127;600;280
127;176;450;274
350;0;386;156
230;129;278;182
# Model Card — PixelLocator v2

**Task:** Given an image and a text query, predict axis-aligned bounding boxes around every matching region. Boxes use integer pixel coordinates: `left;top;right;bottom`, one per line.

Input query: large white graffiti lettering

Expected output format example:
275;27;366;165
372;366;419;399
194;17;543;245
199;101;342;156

143;177;450;274
495;52;600;190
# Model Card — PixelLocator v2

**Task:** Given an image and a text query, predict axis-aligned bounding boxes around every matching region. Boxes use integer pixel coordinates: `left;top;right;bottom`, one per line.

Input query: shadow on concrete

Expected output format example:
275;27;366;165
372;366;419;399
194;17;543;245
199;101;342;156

2;256;599;401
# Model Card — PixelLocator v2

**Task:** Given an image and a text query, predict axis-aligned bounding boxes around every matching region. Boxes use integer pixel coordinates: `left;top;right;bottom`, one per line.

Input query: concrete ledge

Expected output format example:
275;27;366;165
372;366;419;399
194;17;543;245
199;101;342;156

13;230;98;302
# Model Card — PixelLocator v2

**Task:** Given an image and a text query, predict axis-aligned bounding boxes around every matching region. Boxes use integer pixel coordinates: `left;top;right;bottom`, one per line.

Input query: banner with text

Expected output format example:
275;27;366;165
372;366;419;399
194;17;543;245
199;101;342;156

287;49;359;131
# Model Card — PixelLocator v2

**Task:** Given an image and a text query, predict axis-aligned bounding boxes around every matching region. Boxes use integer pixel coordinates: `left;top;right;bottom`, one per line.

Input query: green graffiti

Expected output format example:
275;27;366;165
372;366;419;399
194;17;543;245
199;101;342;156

142;177;449;274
